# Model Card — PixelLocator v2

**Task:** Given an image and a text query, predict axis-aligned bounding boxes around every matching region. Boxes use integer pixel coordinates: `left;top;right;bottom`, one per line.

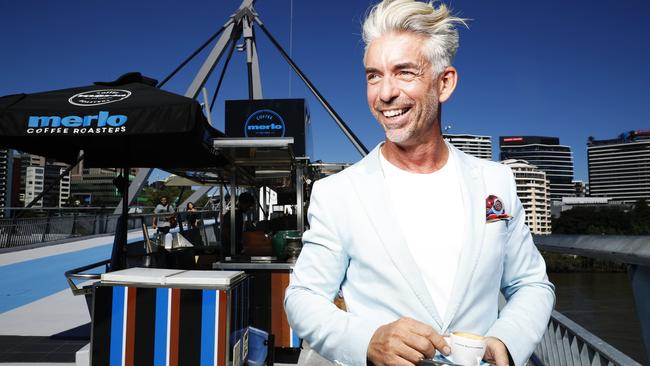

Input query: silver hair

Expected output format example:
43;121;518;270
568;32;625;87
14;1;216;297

362;0;468;75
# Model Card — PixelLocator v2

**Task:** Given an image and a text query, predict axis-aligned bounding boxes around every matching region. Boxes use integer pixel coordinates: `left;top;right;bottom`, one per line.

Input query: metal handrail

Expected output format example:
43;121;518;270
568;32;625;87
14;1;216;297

533;234;649;365
0;210;218;250
534;234;650;267
64;259;110;295
534;310;642;366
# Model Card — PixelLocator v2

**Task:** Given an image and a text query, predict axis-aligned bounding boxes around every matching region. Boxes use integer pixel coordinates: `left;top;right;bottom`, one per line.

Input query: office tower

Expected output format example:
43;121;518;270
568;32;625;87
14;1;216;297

499;136;574;202
588;130;650;203
24;165;70;207
0;149;11;217
70;161;136;207
15;153;46;206
443;134;492;160
572;180;587;197
501;159;552;235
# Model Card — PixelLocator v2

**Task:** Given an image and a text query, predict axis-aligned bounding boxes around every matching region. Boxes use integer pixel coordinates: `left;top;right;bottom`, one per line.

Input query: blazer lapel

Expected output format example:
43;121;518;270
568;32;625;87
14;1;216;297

347;144;442;328
441;144;486;331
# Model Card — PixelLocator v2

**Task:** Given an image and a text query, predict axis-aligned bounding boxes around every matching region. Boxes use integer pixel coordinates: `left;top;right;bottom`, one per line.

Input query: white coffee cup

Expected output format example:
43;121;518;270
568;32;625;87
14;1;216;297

444;332;487;366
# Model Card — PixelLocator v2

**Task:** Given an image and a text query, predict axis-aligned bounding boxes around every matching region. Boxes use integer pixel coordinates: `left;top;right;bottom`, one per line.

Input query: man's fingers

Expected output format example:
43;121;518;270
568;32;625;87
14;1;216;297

484;337;509;366
394;342;426;365
402;317;436;336
490;349;509;366
399;318;450;356
401;331;435;359
429;334;451;355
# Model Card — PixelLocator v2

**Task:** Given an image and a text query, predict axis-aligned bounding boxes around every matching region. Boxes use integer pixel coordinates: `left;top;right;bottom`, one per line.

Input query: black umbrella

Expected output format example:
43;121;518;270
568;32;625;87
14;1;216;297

0;73;228;270
0;72;227;168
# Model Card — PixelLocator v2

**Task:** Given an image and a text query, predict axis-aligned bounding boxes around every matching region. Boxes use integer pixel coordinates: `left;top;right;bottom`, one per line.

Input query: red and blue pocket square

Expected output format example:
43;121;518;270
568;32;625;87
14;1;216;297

486;194;512;222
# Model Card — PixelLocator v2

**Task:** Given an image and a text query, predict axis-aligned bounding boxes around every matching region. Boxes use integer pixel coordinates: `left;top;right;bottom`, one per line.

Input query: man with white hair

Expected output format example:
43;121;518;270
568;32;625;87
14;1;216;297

284;1;555;365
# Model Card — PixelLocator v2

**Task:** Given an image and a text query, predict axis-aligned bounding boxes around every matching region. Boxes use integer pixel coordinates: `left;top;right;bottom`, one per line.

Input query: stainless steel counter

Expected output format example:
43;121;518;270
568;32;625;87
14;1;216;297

212;261;295;271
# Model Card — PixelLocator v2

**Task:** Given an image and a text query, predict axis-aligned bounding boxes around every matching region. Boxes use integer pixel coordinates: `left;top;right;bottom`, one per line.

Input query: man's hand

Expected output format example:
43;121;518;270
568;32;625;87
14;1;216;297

367;317;450;366
483;337;509;366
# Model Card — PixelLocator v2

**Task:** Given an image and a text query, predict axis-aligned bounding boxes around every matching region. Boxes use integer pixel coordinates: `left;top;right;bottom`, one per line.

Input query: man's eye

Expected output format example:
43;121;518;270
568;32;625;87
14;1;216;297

398;71;416;78
367;74;380;83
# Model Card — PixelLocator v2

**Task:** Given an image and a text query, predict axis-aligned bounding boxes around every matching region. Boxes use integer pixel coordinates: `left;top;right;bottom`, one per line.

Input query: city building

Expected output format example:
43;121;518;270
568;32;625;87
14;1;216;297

15;153;45;206
560;197;612;213
587;130;650;204
24;165;70;208
572;180;588;197
0;149;12;217
501;159;552;235
9;153;22;210
70;162;136;207
443;133;492;160
500;136;574;202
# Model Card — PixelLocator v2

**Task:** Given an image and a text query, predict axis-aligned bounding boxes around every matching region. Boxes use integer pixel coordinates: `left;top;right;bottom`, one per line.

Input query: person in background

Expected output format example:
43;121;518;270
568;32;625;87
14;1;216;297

186;201;200;229
220;192;256;257
152;196;173;235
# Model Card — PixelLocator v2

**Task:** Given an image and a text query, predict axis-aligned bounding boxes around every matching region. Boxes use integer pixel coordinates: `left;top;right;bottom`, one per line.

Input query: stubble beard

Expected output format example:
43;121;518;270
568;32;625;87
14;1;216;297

377;91;439;145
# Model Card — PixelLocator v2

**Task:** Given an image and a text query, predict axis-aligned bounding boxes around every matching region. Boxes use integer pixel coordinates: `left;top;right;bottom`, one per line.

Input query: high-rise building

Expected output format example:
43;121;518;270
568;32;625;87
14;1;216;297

587;130;650;203
443;134;492;160
0;149;12;217
24;165;70;207
572;180;588;197
499;136;574;202
15;153;46;206
70;162;135;207
501;159;552;235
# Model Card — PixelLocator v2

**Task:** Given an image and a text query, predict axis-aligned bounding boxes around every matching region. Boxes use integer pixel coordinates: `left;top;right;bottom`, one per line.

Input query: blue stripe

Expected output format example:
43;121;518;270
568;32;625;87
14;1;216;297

200;290;216;366
292;330;300;347
154;288;169;366
109;286;125;366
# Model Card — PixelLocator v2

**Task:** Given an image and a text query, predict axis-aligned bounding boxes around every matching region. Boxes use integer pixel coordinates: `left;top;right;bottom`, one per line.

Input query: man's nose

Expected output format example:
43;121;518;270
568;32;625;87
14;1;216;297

379;76;400;102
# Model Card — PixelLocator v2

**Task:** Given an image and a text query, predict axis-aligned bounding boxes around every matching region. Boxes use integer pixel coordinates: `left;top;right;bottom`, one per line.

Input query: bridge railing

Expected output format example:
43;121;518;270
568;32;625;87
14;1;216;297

0;210;218;249
533;234;650;366
533;310;641;366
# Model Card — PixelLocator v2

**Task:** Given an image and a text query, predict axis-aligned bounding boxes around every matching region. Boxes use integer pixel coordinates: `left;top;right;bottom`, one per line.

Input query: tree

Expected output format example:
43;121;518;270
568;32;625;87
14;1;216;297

138;186;195;210
553;206;633;235
631;199;650;234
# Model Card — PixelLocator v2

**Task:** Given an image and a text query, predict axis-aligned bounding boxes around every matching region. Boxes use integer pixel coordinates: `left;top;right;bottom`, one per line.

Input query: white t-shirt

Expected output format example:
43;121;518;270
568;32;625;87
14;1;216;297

379;145;465;319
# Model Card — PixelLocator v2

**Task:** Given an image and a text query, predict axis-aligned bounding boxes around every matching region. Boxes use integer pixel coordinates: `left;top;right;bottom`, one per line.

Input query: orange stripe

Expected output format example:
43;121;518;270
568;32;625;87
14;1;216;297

217;290;227;366
271;273;291;346
124;287;137;366
169;288;181;366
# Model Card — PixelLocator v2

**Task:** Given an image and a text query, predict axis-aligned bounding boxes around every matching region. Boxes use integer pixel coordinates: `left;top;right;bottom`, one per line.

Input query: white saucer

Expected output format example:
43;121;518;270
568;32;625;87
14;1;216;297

434;353;492;366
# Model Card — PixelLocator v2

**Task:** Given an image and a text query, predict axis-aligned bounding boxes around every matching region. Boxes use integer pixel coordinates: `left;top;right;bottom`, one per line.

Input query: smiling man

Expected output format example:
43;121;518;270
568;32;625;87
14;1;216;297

284;1;555;365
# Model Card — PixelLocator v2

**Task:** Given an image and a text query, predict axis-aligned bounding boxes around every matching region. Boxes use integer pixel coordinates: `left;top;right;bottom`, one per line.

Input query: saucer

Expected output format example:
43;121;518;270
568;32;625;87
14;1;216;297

434;353;493;366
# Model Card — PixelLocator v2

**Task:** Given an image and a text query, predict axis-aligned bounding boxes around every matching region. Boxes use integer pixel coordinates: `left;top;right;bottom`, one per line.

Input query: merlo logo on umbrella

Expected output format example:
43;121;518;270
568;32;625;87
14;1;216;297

24;89;131;135
26;111;128;135
69;89;131;106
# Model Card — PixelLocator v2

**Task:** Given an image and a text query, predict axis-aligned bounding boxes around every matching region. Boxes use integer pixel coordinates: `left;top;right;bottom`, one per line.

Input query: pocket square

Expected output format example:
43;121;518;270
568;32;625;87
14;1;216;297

486;194;512;222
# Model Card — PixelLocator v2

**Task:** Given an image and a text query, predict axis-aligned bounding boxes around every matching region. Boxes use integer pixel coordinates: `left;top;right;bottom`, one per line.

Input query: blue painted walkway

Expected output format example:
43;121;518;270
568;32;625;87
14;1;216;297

0;238;140;314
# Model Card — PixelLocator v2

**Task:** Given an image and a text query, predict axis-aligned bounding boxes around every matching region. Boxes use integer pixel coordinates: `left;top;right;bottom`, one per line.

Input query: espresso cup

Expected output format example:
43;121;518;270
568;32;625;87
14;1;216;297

445;332;487;366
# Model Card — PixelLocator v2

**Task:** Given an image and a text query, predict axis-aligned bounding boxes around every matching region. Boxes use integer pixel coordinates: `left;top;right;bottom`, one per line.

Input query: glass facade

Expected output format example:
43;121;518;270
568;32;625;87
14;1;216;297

443;134;492;160
588;131;650;203
499;136;574;202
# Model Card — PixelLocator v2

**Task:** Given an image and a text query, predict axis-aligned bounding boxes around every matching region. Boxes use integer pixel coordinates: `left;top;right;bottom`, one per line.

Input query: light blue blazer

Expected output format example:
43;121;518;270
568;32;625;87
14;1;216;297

285;143;555;366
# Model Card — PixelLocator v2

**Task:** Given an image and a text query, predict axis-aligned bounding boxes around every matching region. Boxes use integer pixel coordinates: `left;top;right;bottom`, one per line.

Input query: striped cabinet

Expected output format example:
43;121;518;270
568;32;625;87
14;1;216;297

90;271;249;366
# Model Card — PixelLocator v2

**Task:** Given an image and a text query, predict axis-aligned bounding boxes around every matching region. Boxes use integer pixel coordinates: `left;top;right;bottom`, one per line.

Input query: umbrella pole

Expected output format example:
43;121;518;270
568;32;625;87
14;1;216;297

108;168;129;271
121;166;129;269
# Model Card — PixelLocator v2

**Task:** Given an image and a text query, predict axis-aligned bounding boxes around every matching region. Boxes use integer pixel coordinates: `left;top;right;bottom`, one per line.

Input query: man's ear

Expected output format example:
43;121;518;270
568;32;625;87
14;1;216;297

437;66;458;103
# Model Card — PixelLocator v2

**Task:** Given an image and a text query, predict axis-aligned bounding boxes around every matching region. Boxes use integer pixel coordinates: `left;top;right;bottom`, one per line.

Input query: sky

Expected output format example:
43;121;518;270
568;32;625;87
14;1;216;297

1;0;649;181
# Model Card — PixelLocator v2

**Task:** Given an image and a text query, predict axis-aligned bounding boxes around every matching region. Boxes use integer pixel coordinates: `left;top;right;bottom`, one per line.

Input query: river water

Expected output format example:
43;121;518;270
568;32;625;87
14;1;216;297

548;272;646;364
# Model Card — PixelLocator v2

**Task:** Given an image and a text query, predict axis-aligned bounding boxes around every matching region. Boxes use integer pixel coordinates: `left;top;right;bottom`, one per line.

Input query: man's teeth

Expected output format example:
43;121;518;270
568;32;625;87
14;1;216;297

382;109;407;118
